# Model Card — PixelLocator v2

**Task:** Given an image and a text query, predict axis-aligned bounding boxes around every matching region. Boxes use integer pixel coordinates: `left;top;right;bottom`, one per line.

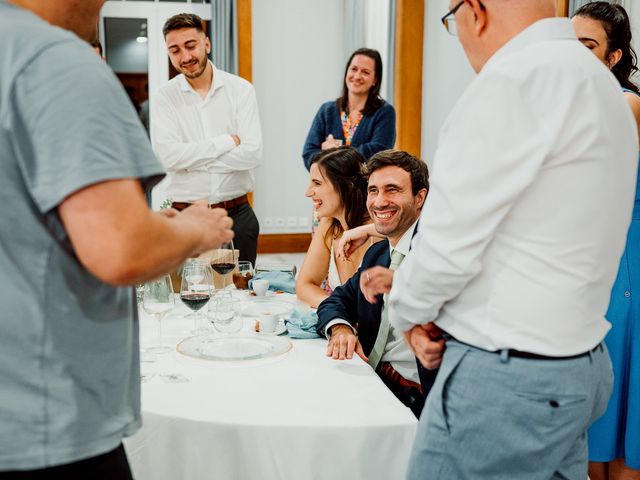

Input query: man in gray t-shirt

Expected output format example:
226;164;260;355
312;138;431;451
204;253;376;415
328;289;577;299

0;1;234;477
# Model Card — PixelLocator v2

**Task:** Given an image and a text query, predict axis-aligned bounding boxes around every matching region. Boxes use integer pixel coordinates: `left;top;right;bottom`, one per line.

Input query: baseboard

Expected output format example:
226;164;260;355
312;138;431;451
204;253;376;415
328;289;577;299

257;233;311;253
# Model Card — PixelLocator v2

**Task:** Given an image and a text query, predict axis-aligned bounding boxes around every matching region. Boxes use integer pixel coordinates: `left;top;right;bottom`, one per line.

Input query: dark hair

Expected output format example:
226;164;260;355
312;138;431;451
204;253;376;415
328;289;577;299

574;2;639;93
365;150;429;196
163;13;205;37
311;147;369;237
336;48;384;116
90;39;103;56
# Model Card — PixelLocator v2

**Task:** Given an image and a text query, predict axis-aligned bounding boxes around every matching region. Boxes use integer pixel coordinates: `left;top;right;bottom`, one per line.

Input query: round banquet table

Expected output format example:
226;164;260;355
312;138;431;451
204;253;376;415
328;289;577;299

124;292;418;480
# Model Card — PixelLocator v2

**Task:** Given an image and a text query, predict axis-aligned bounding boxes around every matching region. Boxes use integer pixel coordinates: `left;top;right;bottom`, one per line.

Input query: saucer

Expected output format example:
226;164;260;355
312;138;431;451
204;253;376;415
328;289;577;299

242;301;293;319
259;322;287;336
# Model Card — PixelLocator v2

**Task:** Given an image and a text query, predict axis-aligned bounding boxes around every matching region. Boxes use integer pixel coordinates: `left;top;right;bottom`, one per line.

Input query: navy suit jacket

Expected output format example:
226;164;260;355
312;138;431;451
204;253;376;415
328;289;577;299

316;238;438;395
316;240;390;355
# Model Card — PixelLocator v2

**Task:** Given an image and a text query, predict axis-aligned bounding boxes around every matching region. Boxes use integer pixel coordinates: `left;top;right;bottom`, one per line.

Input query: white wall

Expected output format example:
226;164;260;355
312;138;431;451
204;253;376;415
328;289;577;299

421;0;475;169
252;0;344;233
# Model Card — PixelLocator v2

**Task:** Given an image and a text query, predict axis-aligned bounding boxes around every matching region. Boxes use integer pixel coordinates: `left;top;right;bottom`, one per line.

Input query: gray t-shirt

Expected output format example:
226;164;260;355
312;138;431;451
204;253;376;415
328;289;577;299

0;3;165;470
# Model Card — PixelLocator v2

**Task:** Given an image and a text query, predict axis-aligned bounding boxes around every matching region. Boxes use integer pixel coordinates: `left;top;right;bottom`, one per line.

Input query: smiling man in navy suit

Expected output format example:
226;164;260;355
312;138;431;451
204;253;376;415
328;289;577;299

316;150;442;417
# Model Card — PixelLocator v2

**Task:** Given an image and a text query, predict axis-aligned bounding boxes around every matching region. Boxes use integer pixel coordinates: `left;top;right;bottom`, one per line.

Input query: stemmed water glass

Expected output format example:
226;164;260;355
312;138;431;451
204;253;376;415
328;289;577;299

180;261;213;333
208;291;242;334
211;240;237;290
142;274;175;354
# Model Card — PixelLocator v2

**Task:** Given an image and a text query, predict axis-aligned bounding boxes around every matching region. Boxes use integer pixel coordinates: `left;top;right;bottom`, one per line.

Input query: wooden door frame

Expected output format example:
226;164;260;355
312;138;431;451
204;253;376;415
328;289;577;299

393;0;425;157
557;0;570;17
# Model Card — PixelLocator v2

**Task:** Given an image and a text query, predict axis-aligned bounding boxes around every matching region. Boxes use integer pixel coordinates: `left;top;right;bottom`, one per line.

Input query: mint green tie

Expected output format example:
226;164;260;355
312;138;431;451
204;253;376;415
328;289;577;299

368;249;405;370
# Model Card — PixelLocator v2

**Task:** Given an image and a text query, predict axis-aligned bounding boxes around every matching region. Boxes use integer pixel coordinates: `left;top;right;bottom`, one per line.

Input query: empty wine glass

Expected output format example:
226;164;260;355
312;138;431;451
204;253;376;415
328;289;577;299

142;274;175;354
180;261;213;333
211;240;237;290
208;291;242;334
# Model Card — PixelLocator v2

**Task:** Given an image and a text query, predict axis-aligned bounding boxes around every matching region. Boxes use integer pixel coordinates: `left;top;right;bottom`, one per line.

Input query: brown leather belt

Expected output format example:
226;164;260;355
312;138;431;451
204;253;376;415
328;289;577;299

171;194;249;211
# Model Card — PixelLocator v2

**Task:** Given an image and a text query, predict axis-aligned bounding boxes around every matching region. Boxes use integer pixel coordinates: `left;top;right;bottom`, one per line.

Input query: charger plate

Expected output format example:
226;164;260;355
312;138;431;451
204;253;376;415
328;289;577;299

177;332;292;362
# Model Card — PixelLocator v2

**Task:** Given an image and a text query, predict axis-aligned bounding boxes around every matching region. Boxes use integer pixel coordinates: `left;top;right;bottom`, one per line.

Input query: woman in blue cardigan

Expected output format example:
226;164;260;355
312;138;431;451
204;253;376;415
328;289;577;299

302;48;396;171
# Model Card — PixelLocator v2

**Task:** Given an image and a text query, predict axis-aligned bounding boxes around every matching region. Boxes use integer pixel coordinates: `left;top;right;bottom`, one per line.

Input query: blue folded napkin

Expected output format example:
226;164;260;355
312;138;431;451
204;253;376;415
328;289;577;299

248;271;296;294
285;309;320;339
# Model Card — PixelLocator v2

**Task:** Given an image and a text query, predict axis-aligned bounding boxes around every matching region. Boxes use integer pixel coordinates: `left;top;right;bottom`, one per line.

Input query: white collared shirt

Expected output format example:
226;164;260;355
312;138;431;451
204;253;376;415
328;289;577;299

151;62;262;203
380;221;418;382
389;18;638;356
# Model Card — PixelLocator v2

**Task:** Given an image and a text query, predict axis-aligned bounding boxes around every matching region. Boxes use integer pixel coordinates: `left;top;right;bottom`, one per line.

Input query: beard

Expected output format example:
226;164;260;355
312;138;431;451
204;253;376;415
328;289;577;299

179;54;208;79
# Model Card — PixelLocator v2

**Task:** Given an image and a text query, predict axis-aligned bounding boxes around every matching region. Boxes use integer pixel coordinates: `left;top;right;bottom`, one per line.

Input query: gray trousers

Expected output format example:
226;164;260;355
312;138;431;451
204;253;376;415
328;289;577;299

407;340;613;480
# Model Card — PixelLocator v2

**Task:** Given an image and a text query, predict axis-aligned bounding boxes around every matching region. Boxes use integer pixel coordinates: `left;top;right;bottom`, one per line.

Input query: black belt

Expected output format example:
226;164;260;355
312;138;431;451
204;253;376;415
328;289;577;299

444;332;601;361
504;344;601;361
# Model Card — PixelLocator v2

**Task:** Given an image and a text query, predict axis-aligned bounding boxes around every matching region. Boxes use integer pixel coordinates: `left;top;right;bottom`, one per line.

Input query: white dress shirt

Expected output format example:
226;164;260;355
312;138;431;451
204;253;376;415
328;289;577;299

389;19;638;356
151;62;262;203
326;222;419;382
380;221;418;382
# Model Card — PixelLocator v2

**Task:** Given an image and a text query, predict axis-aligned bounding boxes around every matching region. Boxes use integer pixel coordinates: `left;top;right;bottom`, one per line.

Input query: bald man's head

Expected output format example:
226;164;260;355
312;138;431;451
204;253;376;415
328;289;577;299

452;0;557;72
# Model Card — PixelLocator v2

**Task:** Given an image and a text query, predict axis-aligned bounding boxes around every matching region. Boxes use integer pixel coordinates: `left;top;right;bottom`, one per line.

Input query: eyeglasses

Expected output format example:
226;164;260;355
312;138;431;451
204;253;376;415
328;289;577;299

441;1;465;36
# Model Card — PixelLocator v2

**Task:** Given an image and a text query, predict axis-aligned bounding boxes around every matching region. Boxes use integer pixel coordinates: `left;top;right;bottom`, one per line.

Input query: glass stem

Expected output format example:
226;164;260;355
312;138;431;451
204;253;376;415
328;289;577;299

156;315;163;348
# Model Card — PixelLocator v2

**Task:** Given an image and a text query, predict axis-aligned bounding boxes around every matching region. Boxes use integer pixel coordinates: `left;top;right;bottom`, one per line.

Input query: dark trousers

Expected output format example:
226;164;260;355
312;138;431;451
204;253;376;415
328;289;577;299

0;444;133;480
229;203;259;266
417;360;439;400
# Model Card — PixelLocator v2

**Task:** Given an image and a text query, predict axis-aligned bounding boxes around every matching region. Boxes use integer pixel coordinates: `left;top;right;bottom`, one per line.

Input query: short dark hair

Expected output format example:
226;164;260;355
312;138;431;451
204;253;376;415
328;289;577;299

311;146;369;235
163;13;205;38
573;2;638;93
365;150;429;195
337;48;384;116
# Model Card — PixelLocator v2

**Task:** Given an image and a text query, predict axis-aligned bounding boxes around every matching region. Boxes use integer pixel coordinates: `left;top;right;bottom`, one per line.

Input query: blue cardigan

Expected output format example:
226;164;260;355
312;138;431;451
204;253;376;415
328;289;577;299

302;100;396;171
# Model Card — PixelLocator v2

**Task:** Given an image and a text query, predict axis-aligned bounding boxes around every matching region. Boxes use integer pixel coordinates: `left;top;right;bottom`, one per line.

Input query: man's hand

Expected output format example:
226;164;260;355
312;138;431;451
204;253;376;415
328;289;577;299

178;202;234;254
404;323;445;370
231;134;241;146
326;324;367;361
360;266;394;304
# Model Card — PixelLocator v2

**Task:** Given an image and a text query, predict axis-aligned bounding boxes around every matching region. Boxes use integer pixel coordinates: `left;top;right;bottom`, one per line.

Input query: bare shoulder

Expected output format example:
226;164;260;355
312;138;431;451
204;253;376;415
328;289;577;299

624;91;640;121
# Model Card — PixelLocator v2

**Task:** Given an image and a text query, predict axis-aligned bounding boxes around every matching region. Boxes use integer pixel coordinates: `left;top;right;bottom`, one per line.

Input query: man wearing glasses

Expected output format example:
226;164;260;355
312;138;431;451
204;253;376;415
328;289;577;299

389;0;638;478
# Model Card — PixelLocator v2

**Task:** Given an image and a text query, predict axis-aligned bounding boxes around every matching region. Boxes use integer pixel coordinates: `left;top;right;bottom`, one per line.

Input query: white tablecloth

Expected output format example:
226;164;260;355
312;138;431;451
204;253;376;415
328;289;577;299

125;293;417;480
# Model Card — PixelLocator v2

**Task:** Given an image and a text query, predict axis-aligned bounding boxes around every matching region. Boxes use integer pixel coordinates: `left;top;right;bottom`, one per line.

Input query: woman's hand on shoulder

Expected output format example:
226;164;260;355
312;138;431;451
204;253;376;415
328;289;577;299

337;224;379;261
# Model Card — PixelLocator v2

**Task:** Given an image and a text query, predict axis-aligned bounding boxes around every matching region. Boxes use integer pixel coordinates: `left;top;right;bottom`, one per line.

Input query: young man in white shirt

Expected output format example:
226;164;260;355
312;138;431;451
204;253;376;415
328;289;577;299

388;0;639;478
152;13;262;265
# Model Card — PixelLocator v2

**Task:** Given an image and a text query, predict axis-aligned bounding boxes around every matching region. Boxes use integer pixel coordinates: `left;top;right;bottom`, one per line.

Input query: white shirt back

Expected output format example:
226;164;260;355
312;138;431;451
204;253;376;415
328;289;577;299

389;19;638;355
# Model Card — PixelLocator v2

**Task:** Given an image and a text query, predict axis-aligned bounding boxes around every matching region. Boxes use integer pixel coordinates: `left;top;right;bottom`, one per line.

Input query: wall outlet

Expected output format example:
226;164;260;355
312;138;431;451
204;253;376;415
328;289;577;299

263;217;274;228
275;217;285;228
298;216;310;228
287;216;297;227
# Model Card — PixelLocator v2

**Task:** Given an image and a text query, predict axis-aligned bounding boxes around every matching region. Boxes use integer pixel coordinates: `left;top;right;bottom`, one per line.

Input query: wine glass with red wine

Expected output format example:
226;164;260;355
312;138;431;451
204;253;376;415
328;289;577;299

180;261;213;333
211;240;237;290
